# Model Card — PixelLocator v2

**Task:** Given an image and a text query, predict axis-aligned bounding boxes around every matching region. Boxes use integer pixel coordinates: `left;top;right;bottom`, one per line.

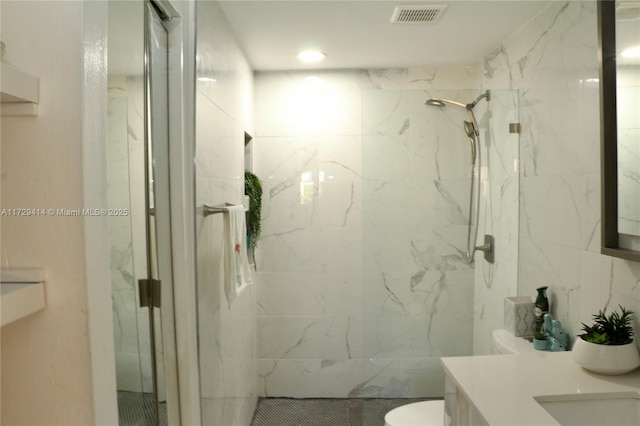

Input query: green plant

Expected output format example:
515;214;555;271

244;170;262;251
579;305;635;345
533;331;549;340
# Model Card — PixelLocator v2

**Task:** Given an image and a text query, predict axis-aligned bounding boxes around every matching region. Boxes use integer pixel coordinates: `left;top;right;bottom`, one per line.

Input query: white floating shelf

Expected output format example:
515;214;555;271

1;268;46;327
1;62;39;117
1;267;46;283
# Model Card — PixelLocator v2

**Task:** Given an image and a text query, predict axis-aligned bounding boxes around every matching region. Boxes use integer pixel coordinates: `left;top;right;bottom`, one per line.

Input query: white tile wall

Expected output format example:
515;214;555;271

195;2;256;425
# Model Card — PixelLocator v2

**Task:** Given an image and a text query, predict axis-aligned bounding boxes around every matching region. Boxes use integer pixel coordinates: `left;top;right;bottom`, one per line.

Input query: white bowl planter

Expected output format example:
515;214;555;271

573;338;640;375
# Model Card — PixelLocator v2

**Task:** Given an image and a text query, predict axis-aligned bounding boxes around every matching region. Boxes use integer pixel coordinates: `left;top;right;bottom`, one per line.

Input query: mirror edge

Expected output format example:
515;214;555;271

599;0;640;262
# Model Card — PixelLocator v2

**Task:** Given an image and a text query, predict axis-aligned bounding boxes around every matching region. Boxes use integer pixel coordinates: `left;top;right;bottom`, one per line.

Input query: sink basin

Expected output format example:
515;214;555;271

535;392;640;426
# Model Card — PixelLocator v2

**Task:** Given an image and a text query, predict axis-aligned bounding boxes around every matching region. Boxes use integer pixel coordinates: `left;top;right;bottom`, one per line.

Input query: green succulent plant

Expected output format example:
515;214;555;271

244;170;262;251
579;305;635;345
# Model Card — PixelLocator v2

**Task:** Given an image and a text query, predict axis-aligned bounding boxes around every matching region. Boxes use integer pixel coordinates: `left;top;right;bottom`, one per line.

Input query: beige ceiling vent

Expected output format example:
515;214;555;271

390;4;448;24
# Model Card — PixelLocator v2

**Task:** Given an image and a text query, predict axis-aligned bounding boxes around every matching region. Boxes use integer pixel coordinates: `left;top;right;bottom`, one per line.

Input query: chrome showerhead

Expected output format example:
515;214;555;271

424;98;467;109
426;91;491;111
425;99;446;108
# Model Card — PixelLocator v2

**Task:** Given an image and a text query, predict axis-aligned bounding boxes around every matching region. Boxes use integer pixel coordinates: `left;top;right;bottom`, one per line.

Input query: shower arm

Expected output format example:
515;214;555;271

465;91;491;137
434;98;467;109
466;91;491;110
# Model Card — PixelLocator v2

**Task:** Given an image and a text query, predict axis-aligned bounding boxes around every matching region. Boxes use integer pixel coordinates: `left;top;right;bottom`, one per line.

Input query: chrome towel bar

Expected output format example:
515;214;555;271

203;204;230;217
202;203;247;217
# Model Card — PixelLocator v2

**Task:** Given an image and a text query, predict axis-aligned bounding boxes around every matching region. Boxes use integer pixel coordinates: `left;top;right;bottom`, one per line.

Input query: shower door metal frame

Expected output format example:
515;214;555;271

142;1;182;424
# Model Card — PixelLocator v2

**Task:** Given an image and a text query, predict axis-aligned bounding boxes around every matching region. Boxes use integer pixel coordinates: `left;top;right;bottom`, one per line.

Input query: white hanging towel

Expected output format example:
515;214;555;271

223;204;253;308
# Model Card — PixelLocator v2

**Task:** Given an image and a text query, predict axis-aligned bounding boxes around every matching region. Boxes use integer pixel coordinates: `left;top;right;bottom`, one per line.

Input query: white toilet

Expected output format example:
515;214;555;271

490;329;537;355
384;400;445;426
383;329;535;426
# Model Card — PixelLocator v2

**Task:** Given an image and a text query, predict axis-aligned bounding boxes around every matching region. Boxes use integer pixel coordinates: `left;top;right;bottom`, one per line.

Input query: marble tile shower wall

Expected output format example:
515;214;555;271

107;76;161;395
481;1;640;340
253;68;513;398
195;2;256;425
254;71;368;398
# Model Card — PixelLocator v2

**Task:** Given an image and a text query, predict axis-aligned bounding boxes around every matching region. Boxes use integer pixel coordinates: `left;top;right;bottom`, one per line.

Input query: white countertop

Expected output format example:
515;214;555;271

442;351;640;426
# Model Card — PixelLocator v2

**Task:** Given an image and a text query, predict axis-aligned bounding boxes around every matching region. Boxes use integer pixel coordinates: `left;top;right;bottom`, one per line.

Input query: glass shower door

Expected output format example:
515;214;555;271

360;88;520;421
108;1;180;425
361;89;476;401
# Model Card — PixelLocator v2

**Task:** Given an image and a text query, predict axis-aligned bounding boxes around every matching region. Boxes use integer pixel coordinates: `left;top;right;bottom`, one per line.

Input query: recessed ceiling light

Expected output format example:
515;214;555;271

297;50;326;63
197;77;217;82
621;46;640;58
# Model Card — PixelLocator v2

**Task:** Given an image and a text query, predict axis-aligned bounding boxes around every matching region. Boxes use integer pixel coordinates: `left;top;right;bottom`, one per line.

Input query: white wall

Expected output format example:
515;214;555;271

194;1;256;425
483;1;640;343
1;1;115;424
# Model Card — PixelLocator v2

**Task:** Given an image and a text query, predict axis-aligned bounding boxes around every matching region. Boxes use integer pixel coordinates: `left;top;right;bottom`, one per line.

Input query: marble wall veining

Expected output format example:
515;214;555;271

253;66;519;397
482;1;640;343
195;1;256;425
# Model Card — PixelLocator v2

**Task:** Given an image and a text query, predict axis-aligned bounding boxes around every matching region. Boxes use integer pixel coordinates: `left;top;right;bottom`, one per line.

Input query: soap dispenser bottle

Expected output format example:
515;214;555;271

534;285;549;333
